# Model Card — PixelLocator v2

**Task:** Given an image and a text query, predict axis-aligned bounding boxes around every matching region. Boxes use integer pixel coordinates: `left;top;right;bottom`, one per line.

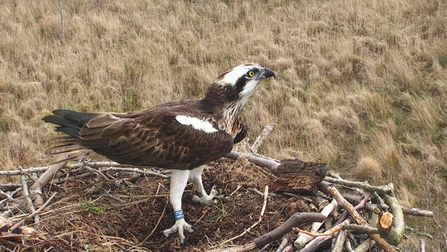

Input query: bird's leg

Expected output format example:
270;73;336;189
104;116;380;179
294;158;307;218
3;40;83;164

163;169;195;245
189;165;218;205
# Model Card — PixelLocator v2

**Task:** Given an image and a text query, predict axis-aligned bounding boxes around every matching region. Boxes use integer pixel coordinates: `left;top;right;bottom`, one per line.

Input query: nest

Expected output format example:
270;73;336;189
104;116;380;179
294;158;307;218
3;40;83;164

0;137;434;252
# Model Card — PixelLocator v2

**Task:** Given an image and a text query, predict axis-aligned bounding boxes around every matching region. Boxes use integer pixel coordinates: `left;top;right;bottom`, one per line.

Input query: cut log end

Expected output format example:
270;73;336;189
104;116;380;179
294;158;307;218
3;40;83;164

379;212;394;231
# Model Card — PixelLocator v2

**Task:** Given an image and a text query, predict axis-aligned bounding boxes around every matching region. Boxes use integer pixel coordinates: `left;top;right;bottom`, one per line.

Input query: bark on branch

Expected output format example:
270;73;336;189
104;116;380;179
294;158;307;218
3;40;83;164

209;213;326;252
328;186;396;252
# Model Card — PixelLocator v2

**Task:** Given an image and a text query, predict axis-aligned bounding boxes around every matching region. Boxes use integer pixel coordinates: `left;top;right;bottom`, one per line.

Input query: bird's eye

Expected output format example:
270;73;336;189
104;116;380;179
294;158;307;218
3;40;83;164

247;70;255;78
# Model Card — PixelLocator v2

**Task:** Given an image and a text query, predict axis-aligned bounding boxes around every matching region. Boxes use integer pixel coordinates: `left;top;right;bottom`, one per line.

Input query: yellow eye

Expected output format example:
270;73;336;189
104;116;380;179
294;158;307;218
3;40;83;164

248;70;255;77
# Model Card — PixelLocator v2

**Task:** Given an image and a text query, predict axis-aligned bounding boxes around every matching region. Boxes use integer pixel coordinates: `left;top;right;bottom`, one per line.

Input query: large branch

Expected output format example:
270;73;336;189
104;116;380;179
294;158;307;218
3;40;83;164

226;151;280;171
294;199;338;248
324;177;394;195
251;124;275;153
377;195;405;245
29;161;66;207
209;212;325;252
328;186;396;252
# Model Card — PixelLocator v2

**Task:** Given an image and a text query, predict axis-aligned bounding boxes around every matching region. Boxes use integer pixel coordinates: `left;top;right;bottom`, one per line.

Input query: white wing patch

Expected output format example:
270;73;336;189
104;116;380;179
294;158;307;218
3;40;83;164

175;115;218;133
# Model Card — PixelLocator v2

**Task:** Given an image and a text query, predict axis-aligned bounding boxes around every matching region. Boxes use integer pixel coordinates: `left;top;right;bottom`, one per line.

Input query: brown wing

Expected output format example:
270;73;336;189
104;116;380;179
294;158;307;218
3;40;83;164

78;106;234;170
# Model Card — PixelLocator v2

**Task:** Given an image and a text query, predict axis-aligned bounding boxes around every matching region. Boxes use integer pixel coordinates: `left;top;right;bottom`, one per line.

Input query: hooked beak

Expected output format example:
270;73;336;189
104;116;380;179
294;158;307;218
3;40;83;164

259;67;275;80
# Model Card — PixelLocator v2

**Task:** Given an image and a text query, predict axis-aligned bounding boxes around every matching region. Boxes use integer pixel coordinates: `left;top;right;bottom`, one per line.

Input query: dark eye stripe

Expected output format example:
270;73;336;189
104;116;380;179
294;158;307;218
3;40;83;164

234;76;246;91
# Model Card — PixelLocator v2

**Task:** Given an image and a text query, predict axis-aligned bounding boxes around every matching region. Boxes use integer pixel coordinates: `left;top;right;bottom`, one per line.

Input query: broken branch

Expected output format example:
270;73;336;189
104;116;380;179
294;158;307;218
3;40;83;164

377;195;405;245
8;192;57;232
324;177;394;195
328;186;396;252
251;124;275;153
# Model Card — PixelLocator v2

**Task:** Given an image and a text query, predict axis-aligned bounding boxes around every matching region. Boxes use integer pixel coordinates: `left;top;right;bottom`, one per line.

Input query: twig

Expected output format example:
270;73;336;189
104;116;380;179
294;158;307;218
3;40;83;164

0;167;50;176
275;234;289;252
401;207;433;217
100;167;169;179
152;182;162;206
295;219;351;252
328;186;396;252
420;239;425;252
9;192;57;232
30;159;67;207
84;166;110;181
405;227;433;239
210;185;269;249
21;175;38;224
251;124;275;153
0;190;15;201
296;222;380;238
102;193;125;203
210;213;326;252
226;151;280;171
324;177;394;195
280;244;293;252
1;161;171;176
319;182;371;226
373;191;389;211
230;185;243;196
295;198;338;248
354;238;376;252
346;239;354;252
258;244;270;251
0;183;21;192
247;188;264;197
137;196;168;246
295;226;342;237
0;188;22;211
332;229;347;252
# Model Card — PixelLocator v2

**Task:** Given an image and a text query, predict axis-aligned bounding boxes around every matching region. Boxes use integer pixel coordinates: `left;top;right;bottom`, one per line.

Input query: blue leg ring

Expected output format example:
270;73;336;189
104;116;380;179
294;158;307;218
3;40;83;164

174;209;184;220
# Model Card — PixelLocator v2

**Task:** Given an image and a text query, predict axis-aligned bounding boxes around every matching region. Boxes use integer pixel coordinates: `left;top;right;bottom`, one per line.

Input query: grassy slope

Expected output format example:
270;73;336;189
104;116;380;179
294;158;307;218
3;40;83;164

0;0;446;249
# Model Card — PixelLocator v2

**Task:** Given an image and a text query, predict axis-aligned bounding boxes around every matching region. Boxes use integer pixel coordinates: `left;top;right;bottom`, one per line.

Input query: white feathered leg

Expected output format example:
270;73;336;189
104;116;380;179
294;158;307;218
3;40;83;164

189;165;218;205
163;169;194;244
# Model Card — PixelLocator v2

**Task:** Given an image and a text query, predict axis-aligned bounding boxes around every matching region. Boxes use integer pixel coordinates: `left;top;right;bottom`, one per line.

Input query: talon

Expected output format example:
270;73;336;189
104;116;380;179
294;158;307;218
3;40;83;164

181;238;190;246
213;194;231;202
192;195;201;202
210;186;218;197
192;194;217;205
163;218;194;242
192;185;221;204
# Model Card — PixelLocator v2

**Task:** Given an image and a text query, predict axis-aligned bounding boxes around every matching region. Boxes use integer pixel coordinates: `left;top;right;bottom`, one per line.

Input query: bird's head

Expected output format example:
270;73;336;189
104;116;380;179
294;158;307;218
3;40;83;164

204;63;275;109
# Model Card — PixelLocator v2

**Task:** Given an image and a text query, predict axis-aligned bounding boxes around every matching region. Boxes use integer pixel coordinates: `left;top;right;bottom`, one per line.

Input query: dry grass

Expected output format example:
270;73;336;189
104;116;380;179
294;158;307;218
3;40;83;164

0;0;446;250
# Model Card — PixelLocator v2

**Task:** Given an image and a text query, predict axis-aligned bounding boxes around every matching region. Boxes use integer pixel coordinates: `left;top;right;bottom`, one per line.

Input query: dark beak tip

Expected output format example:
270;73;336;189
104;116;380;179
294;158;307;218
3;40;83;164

263;67;276;79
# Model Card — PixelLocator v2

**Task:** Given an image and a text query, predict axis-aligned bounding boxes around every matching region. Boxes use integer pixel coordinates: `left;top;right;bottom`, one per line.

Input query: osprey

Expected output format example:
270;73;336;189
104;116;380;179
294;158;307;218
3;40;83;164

42;63;275;244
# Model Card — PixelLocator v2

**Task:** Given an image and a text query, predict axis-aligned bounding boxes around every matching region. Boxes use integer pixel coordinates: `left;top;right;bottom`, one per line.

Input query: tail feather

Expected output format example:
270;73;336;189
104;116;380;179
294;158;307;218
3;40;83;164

53;109;99;125
55;127;82;138
43;109;100;161
49;147;86;156
48;140;81;150
42;115;82;130
43;110;99;138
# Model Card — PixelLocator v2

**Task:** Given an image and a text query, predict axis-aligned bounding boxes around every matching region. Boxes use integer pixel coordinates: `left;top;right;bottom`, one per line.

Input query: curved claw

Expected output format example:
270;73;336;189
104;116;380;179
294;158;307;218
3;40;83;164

192;185;219;205
163;219;195;244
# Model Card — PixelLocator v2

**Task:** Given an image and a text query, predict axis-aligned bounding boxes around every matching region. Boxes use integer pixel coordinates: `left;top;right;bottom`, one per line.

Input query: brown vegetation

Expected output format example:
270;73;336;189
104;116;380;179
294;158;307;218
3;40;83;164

0;0;446;250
